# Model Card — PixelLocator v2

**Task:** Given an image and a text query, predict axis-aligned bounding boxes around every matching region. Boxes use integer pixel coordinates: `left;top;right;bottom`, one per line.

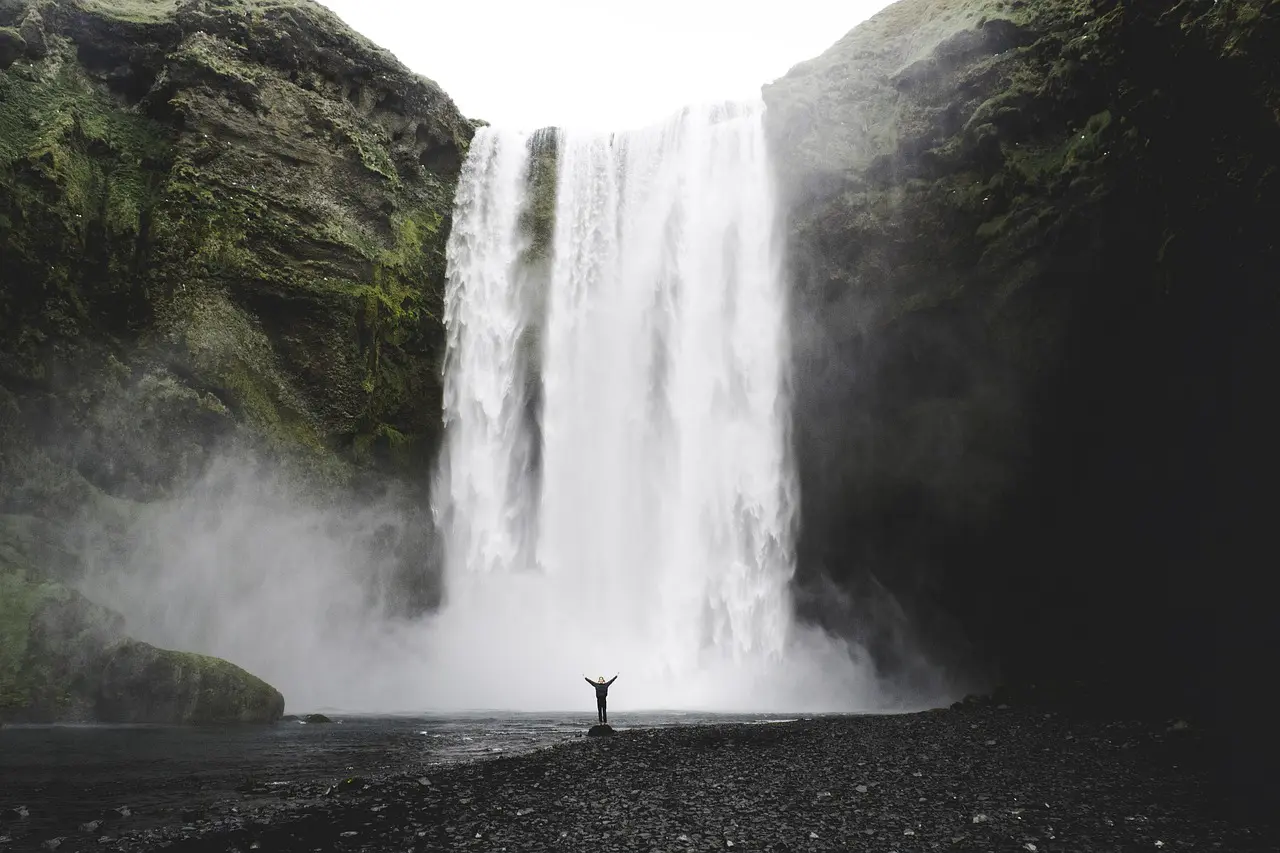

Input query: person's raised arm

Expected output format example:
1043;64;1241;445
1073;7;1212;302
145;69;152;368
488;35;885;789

607;674;618;686
584;676;595;686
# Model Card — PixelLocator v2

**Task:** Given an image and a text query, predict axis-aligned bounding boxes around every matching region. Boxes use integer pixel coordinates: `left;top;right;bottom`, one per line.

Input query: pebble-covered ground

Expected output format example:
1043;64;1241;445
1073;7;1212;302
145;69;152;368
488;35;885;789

3;703;1276;852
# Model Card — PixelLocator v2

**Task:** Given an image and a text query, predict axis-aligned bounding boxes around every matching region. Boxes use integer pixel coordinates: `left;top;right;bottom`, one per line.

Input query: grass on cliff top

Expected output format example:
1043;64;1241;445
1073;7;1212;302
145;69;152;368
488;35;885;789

72;0;331;25
73;0;179;24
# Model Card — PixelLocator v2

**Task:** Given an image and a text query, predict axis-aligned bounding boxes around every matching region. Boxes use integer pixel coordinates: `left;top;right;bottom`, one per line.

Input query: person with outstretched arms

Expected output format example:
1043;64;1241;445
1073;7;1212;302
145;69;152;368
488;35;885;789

584;673;618;724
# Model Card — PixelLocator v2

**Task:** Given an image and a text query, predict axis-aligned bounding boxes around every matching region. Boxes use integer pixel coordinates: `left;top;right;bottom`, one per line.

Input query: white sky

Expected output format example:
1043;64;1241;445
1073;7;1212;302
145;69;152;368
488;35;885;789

316;0;895;131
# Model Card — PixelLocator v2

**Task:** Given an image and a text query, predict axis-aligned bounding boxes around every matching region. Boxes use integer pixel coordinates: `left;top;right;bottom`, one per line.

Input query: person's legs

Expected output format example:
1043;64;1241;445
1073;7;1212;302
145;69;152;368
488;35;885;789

597;699;604;723
601;698;608;724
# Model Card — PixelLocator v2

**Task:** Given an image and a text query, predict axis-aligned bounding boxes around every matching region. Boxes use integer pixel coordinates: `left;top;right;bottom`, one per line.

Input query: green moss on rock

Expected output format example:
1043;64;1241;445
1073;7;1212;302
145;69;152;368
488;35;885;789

1;0;474;502
1;532;284;725
98;643;285;725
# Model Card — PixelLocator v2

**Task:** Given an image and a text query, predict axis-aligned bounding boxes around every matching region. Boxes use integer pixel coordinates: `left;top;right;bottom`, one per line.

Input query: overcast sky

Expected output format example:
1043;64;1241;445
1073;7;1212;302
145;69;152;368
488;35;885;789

316;0;895;131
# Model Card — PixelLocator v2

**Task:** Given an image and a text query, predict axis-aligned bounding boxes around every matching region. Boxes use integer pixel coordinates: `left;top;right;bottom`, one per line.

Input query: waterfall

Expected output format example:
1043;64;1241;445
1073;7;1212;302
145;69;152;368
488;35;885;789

438;128;538;582
430;105;882;711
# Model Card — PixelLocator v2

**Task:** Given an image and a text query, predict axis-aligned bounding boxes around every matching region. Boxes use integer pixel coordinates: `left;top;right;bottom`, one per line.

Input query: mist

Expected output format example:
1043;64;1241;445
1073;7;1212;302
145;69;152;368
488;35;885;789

60;446;948;714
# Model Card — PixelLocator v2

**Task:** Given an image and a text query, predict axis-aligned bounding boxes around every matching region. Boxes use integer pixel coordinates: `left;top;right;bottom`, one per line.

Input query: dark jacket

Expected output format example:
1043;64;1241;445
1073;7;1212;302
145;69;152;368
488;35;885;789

586;676;617;699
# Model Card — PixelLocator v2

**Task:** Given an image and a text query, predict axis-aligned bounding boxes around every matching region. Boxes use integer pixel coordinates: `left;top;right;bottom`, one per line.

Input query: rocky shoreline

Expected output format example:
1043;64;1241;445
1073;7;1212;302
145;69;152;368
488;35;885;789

4;703;1275;853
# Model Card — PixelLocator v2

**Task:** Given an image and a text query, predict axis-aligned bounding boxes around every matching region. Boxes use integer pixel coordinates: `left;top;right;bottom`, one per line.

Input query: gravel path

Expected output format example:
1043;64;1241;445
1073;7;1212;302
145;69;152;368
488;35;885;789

5;704;1276;852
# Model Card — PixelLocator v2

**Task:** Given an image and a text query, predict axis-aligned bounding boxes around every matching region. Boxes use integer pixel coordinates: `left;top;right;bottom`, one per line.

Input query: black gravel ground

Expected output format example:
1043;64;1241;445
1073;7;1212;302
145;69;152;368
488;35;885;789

4;703;1277;852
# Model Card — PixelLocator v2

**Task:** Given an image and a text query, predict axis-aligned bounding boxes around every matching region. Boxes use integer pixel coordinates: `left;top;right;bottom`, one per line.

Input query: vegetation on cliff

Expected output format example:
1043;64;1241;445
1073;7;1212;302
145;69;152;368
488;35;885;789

1;0;472;722
1;0;473;498
765;0;1278;808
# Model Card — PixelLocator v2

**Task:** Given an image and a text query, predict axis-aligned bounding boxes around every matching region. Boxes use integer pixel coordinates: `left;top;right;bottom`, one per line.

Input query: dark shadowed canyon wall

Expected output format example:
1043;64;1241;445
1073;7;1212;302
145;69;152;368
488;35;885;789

764;0;1280;812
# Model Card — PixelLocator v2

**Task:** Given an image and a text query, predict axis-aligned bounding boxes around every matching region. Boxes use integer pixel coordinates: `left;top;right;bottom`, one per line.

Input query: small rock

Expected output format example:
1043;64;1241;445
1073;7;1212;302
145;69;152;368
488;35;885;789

115;807;131;818
855;784;868;793
517;808;535;816
1024;845;1037;852
339;831;358;837
985;739;997;746
904;828;916;836
809;831;819;839
42;839;64;851
973;814;990;824
80;820;103;832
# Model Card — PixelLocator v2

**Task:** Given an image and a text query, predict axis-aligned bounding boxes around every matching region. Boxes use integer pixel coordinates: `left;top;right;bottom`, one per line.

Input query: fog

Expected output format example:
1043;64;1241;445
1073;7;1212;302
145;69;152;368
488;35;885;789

63;448;953;713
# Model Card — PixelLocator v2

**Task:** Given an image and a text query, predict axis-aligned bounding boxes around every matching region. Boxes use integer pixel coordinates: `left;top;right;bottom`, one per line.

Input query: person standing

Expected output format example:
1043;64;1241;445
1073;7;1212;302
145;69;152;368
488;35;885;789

583;673;618;723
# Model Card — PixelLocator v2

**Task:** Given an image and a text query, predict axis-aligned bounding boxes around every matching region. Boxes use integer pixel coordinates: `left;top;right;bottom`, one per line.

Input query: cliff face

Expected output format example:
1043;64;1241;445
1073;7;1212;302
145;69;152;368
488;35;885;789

1;0;473;500
765;0;1278;803
1;0;472;721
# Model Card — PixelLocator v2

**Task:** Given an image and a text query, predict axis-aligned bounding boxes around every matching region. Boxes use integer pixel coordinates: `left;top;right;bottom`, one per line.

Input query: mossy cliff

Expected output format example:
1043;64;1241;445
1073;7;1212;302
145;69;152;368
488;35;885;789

764;0;1278;804
1;0;472;721
1;0;473;496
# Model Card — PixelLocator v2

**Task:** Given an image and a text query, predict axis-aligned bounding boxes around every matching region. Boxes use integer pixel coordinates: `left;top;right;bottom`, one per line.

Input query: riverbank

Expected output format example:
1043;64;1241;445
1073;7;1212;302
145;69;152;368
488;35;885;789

3;703;1275;852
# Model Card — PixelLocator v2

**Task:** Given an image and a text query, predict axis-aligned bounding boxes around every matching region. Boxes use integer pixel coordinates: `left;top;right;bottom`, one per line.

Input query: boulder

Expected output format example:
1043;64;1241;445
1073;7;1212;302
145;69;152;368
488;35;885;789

587;724;615;737
1;538;283;725
0;25;23;68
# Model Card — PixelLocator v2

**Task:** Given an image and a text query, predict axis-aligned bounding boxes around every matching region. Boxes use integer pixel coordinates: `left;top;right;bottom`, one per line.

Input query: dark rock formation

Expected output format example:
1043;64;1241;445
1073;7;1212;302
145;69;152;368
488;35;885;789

303;713;333;724
1;529;283;724
764;0;1279;808
586;724;614;737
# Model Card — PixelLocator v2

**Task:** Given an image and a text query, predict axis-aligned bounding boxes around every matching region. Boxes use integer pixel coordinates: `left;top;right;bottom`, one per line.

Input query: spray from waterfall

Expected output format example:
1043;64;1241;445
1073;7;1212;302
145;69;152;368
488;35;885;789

428;105;899;712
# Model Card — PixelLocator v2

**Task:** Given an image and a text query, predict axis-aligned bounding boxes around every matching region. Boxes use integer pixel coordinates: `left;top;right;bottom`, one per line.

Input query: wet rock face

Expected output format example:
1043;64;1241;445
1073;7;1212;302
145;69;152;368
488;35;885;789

765;0;1279;714
0;0;474;493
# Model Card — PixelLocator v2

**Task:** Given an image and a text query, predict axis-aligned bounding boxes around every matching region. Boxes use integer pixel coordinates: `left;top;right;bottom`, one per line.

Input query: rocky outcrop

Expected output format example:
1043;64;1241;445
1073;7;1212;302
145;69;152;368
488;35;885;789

0;0;473;499
764;0;1278;803
1;518;284;724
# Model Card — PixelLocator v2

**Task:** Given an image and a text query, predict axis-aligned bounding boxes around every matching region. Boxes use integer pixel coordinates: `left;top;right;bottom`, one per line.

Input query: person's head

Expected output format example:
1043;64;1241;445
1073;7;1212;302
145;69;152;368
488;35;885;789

598;676;605;683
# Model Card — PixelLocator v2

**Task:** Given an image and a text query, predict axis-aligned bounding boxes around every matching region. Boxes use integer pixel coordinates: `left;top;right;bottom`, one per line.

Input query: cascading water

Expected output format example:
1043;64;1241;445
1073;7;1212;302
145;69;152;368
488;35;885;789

429;103;886;712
